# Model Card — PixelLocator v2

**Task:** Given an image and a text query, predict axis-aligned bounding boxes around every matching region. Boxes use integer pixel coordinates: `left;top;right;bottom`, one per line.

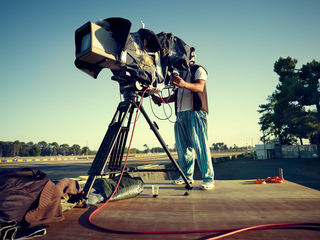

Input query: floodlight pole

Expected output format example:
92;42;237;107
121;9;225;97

80;90;192;202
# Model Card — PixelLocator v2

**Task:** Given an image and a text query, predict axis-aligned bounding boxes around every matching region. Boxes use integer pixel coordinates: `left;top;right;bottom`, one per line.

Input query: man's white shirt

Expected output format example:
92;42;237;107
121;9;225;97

177;67;207;112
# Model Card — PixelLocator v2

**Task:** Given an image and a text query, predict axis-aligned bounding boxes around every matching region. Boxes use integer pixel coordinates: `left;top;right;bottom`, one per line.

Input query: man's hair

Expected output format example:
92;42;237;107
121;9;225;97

189;47;196;62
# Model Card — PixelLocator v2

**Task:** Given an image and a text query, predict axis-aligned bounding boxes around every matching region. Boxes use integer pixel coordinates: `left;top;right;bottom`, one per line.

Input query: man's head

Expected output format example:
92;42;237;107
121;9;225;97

189;47;196;64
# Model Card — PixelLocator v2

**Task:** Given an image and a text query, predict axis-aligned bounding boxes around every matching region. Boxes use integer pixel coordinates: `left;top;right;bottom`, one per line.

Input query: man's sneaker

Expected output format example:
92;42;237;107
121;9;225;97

171;176;194;185
199;181;214;190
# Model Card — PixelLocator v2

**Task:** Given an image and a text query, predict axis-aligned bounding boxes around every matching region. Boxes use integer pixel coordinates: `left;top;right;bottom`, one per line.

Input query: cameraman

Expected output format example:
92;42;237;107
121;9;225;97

152;50;214;190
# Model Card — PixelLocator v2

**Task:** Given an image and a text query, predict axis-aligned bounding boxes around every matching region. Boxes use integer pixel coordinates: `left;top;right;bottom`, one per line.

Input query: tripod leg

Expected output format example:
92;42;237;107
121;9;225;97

138;104;193;191
81;101;135;200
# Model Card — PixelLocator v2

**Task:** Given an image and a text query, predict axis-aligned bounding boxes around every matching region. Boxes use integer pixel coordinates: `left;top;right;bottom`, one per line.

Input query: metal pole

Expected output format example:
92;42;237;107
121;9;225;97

263;131;266;159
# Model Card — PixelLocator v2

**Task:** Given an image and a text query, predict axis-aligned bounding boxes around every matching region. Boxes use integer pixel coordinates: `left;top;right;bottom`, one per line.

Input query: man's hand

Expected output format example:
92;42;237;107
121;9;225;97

172;75;187;88
172;75;205;93
151;95;161;106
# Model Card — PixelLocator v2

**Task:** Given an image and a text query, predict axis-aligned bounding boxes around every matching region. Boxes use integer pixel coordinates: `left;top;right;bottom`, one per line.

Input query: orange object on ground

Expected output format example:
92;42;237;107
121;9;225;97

256;178;266;184
256;176;284;184
265;176;284;183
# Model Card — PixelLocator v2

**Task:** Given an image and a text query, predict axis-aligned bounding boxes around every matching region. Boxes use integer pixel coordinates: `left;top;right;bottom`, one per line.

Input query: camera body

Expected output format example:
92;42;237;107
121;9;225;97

74;17;192;95
75;21;120;70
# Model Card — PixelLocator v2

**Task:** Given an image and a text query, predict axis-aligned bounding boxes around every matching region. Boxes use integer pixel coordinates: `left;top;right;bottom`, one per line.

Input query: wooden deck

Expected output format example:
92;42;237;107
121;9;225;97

2;156;320;239
41;179;320;239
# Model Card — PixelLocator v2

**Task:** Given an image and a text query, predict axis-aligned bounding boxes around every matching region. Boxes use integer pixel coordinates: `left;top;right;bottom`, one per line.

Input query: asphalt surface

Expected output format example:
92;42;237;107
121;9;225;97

213;157;320;191
0;152;245;182
1;154;319;191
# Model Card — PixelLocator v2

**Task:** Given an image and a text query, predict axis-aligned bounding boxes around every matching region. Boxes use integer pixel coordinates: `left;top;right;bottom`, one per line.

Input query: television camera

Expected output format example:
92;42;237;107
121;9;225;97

74;18;193;204
74;17;193;96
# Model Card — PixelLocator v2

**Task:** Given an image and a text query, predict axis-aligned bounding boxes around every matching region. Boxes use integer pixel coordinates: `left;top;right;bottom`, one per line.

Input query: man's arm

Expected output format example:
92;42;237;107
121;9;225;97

152;93;176;105
171;75;205;93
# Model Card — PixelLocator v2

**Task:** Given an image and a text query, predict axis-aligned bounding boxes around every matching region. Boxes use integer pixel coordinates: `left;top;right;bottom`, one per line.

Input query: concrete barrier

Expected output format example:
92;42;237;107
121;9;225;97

212;153;250;163
1;157;78;163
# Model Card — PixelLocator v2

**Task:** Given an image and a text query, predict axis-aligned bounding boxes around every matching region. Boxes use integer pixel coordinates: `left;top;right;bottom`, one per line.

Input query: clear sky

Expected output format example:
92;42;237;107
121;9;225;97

1;0;319;151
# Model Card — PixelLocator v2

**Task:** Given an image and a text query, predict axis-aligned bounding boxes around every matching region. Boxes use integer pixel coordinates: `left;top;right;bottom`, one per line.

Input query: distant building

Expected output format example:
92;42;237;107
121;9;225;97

255;140;318;159
255;140;280;159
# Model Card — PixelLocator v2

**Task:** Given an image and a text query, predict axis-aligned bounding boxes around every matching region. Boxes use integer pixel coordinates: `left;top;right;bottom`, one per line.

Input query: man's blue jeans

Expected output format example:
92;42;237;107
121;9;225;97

174;110;214;183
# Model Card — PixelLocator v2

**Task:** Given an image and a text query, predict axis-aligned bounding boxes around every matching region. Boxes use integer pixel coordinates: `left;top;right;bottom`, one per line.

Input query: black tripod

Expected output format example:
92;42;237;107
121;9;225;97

81;90;192;201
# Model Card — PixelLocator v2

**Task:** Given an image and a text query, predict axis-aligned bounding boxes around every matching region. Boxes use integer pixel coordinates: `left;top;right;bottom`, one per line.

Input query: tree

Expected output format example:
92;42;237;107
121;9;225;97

13;141;21;157
81;146;90;155
0;141;12;157
151;147;164;153
20;142;31;156
38;141;51;156
258;57;319;145
70;144;81;155
38;141;48;150
128;148;140;154
59;144;70;156
212;142;227;151
143;144;149;153
50;142;59;156
297;60;320;117
0;140;97;157
221;144;228;150
212;143;219;151
274;57;320;144
29;144;41;156
288;108;315;144
259;95;308;145
172;143;177;152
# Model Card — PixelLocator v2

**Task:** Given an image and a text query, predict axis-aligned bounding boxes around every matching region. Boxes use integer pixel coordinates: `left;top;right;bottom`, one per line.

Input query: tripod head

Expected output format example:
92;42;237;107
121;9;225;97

122;90;139;102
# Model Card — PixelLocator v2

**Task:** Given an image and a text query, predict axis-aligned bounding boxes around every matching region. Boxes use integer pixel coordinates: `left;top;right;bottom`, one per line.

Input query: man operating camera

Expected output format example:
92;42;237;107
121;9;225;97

152;48;215;190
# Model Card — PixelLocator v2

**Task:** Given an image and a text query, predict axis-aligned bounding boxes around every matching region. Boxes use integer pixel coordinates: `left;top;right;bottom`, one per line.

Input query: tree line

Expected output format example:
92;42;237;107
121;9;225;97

0;141;172;157
0;141;96;158
1;140;249;158
258;57;320;145
142;143;249;153
211;143;250;151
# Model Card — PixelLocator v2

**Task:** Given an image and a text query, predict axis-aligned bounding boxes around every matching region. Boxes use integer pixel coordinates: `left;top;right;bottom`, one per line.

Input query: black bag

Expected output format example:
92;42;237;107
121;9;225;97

93;173;144;202
0;168;49;222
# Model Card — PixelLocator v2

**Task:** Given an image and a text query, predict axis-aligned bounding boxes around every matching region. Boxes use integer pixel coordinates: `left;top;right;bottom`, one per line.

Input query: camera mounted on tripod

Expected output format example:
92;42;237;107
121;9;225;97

74;18;194;202
74;17;193;97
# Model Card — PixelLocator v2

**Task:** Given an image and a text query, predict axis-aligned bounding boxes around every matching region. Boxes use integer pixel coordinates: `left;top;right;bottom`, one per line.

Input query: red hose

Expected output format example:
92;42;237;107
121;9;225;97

88;88;149;224
205;222;320;240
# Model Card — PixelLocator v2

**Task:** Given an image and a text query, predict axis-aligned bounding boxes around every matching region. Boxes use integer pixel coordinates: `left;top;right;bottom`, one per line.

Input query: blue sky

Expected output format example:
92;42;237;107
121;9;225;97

1;0;319;151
